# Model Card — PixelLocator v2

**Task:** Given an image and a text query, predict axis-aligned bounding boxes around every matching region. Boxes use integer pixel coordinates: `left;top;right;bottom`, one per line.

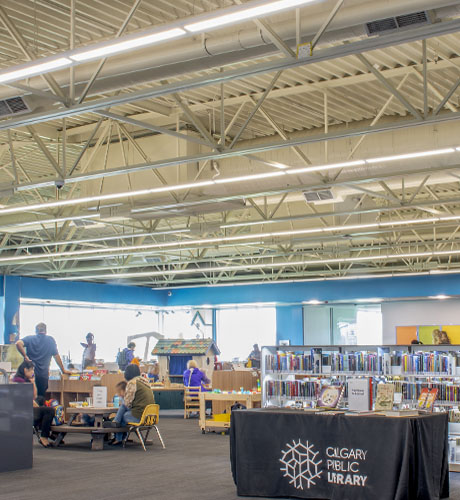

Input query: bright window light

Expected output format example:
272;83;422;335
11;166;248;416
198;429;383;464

0;57;72;84
184;0;316;32
70;28;186;62
366;148;455;164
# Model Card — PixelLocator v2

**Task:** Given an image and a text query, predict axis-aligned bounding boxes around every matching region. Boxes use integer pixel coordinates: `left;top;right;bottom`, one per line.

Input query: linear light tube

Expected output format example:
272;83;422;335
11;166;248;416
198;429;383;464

184;0;316;32
3;215;460;265
70;28;186;62
214;171;286;184
366;148;455;164
49;248;460;281
0;57;72;84
287;160;365;175
0;145;458;218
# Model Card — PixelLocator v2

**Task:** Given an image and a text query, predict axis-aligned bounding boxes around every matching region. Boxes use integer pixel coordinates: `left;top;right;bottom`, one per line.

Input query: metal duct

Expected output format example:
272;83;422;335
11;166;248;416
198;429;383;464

0;0;458;102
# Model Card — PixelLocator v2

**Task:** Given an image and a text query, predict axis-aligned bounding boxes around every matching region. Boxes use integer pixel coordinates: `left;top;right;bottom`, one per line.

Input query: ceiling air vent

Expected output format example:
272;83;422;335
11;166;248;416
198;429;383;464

303;189;336;204
366;11;430;36
0;96;30;118
72;219;97;228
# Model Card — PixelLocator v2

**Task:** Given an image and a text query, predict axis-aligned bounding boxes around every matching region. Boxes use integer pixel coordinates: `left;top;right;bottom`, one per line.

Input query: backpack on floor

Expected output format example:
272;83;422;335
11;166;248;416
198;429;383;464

53;405;64;426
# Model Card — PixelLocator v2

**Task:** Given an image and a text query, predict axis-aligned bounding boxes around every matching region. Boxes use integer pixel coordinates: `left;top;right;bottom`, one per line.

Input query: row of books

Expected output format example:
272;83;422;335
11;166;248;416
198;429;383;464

401;353;450;374
265;351;453;374
265;380;318;398
389;380;460;403
265;353;314;372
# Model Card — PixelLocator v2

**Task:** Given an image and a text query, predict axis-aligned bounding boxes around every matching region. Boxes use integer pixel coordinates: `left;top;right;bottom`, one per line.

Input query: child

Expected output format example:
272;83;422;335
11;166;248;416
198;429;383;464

115;380;127;401
147;363;159;382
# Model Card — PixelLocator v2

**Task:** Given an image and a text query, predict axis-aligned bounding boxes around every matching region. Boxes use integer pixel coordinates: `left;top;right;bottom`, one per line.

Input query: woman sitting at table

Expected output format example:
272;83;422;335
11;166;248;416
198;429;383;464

12;360;55;448
183;360;210;390
104;364;154;446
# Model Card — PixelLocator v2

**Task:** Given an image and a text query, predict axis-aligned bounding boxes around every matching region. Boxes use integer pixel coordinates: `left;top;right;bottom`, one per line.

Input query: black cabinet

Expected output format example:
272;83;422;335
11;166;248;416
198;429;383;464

0;384;33;473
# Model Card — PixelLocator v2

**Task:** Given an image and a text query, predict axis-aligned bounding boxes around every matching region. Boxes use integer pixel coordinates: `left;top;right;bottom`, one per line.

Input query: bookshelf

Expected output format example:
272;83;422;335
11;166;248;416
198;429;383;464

262;344;460;470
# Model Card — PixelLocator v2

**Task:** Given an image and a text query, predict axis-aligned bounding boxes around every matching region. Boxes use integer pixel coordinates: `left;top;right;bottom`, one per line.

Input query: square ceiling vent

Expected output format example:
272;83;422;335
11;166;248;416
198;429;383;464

303;189;342;205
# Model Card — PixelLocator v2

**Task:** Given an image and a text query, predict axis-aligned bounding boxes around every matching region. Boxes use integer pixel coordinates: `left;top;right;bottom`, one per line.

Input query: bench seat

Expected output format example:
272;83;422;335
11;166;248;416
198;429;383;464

51;425;129;450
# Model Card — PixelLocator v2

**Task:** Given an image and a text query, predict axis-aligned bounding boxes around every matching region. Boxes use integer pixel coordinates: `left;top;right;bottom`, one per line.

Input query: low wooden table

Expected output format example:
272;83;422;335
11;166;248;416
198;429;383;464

52;406;123;450
199;392;261;433
66;406;118;427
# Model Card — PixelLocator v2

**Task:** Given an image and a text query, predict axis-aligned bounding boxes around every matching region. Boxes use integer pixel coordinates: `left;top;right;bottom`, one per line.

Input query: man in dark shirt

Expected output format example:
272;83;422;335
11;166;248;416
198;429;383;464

248;344;261;369
16;322;71;397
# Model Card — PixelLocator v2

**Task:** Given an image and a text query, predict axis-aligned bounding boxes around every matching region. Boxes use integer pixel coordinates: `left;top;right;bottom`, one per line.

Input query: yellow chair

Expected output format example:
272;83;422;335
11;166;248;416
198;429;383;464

123;404;165;451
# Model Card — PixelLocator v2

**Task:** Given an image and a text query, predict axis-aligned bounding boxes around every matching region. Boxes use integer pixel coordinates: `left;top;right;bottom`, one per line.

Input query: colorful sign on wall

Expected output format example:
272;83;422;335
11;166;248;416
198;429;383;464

396;325;460;344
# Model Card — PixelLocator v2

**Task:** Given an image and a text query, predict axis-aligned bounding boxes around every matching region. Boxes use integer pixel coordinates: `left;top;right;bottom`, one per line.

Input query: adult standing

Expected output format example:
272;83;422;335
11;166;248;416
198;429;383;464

16;322;71;397
117;342;136;371
248;343;261;369
80;332;96;369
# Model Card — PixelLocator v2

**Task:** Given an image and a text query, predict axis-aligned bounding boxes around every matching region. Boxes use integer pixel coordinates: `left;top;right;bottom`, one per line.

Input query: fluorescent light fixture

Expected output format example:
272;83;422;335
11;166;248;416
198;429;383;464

214;171;286;184
355;298;383;303
5;217;460;265
70;28;186;62
429;294;451;299
46;248;460;281
0;57;72;84
303;299;323;305
287;160;365;175
366;148;455;164
184;0;315;32
1;145;458;219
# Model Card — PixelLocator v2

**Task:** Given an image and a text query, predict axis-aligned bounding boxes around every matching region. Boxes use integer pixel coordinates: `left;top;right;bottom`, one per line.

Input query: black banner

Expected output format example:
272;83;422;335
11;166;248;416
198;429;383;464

230;409;449;500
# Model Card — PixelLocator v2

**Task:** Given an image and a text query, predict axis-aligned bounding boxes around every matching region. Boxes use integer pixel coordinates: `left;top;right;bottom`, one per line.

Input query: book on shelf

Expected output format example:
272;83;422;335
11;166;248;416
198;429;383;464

317;384;344;409
425;388;438;411
348;378;373;411
417;388;430;409
311;348;322;374
374;383;395;411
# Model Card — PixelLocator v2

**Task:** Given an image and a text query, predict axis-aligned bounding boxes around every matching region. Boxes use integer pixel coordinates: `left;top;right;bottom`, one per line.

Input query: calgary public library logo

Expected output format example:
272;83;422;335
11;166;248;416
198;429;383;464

280;439;369;490
280;439;323;490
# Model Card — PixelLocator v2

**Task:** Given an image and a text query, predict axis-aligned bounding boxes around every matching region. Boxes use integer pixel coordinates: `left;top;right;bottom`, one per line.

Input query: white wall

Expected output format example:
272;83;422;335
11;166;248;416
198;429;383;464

382;299;460;344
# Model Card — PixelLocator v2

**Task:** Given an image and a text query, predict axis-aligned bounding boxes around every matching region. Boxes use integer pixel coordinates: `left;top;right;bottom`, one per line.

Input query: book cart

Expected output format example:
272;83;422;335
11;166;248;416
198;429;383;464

262;344;460;472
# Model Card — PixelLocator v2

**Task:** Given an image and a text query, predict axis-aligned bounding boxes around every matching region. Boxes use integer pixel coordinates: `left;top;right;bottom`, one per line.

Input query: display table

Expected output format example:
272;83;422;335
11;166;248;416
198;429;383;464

199;392;261;432
0;384;33;472
230;409;449;500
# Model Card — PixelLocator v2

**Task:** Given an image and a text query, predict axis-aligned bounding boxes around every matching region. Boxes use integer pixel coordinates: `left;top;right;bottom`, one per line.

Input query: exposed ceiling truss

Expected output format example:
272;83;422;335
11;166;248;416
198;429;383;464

1;0;460;287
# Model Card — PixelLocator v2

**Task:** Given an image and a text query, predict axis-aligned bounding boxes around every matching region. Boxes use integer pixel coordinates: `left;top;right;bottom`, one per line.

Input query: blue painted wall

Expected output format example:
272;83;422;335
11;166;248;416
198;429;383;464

166;274;460;306
4;272;460;346
276;305;303;345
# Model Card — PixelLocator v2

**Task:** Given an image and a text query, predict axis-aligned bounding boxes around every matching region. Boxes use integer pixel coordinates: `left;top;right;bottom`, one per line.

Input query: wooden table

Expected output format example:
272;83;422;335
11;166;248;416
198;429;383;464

52;406;123;450
66;406;118;427
199;392;261;433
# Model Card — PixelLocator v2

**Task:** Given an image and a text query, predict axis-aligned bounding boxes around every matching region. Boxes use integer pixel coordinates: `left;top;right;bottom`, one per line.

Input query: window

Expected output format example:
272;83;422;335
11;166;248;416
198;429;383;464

160;309;212;340
20;300;160;368
304;304;382;345
216;307;276;361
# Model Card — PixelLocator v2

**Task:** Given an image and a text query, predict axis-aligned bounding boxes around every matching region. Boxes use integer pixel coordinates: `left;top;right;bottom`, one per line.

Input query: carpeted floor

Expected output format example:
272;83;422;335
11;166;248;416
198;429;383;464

1;411;460;500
